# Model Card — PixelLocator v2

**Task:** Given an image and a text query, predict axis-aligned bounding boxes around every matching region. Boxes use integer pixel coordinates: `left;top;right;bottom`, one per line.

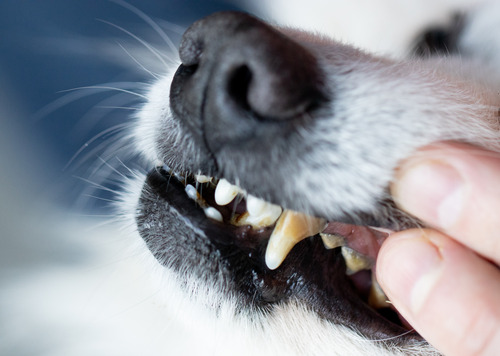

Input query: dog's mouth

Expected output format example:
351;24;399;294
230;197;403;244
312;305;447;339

180;170;390;287
137;166;416;340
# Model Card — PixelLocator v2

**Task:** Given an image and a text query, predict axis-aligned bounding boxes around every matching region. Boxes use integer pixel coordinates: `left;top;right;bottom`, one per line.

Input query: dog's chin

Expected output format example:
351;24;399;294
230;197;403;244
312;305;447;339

135;166;423;346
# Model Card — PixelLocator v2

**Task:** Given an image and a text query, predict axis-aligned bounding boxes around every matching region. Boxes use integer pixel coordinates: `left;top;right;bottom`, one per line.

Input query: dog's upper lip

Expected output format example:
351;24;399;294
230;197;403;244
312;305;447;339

139;167;272;248
322;222;389;263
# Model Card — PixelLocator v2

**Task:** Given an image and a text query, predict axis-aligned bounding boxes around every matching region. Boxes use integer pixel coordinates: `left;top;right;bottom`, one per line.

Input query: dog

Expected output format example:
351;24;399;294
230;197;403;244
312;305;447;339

5;1;496;355
119;1;500;355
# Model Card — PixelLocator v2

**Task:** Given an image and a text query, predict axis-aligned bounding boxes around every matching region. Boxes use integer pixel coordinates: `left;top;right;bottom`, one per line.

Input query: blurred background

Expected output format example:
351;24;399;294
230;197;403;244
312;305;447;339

0;1;250;354
0;0;485;210
0;0;249;212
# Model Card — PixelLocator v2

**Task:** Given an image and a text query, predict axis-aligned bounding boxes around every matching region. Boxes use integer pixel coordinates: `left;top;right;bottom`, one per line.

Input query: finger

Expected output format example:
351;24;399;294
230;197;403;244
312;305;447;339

392;142;500;265
377;228;500;356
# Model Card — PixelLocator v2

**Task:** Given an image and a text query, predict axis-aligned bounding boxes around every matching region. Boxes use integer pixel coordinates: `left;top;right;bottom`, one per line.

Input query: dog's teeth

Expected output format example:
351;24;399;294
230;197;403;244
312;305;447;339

214;179;242;206
320;233;346;249
341;247;374;275
265;210;326;270
236;208;282;228
195;174;212;183
204;207;223;222
369;276;391;309
185;184;200;202
239;194;282;227
246;194;269;216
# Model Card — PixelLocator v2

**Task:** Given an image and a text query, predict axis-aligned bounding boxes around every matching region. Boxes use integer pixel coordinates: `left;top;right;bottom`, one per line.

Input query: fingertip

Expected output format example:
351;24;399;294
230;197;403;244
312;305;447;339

391;157;464;229
376;229;443;317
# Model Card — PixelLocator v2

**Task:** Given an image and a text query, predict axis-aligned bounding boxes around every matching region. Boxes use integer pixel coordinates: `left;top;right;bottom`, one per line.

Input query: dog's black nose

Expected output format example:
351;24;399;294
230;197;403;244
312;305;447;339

170;11;325;152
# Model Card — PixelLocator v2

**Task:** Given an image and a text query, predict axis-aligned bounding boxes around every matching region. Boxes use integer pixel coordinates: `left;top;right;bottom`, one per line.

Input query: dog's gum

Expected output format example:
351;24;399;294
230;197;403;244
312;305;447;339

265;210;326;270
341;247;374;275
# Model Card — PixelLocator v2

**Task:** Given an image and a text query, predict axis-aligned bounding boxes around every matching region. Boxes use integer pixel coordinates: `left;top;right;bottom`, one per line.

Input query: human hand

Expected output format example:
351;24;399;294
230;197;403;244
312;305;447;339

376;142;500;356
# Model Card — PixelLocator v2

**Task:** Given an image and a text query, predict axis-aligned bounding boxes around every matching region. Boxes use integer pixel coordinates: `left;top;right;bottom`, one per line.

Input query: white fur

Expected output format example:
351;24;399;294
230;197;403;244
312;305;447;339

132;68;178;165
249;0;485;56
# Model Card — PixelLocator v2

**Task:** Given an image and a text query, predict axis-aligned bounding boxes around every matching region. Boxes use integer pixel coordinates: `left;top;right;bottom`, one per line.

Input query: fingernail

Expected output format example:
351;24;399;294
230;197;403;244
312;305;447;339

377;232;443;315
392;161;464;229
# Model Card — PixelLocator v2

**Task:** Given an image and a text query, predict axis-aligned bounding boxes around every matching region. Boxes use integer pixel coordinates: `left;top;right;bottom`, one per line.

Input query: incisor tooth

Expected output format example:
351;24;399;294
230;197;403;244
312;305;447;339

246;194;269;216
238;195;282;227
341;247;374;275
185;184;200;202
265;210;326;270
195;174;212;183
214;179;242;206
236;209;282;228
204;207;223;222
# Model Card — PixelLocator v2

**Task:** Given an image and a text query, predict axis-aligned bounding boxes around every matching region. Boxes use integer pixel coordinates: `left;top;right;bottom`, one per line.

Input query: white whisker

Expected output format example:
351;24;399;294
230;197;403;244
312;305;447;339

69;91;141;140
59;85;148;100
116;42;161;79
33;81;148;123
64;123;129;171
157;18;186;36
98;19;170;70
75;175;121;195
94;105;139;111
109;0;178;53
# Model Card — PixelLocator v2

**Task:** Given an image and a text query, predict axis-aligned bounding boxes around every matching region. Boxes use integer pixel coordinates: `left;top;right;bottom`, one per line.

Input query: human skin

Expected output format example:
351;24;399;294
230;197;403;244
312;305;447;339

377;142;500;356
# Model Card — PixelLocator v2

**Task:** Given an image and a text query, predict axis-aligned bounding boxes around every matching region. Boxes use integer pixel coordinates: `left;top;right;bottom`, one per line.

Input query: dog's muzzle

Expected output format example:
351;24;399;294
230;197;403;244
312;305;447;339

136;11;424;346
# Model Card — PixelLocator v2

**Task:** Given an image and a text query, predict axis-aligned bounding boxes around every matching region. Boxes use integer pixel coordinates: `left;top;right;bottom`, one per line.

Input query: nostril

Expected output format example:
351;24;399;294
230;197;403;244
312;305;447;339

180;63;198;75
227;65;253;112
173;64;199;83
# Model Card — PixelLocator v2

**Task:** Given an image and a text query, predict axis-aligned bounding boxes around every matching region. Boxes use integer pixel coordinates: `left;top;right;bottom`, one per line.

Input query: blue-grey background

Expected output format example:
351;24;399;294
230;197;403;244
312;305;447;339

1;4;256;351
0;0;245;211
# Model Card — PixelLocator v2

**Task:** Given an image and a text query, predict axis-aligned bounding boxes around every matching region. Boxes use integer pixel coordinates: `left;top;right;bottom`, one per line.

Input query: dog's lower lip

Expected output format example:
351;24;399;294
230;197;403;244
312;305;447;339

139;167;416;336
143;166;274;247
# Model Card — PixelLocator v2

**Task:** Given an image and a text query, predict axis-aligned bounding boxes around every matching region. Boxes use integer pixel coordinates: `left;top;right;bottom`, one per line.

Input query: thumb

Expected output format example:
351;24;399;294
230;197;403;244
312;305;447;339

377;229;500;356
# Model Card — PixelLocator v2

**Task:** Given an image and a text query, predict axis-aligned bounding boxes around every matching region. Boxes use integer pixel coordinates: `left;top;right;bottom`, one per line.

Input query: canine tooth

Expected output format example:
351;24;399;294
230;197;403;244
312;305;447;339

214;179;241;206
341;247;374;275
369;276;391;309
195;174;212;183
265;210;326;270
204;207;223;222
320;233;346;249
185;184;200;202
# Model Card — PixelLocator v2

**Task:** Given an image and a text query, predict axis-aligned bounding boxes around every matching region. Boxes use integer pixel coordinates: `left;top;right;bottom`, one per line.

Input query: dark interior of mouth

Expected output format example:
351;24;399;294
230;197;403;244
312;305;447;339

138;167;419;340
